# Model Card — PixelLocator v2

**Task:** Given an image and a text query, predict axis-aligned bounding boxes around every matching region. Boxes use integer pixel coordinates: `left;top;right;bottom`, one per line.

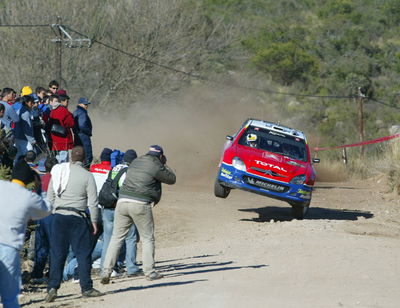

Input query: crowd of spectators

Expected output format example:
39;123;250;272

0;80;93;170
0;80;177;307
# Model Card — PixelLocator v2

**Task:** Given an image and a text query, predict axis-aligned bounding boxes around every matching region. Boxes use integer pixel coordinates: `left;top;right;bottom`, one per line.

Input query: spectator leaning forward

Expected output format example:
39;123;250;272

101;145;176;284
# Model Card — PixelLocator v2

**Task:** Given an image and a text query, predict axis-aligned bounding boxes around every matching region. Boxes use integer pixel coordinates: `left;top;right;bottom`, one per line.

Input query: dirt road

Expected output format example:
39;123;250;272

21;174;400;308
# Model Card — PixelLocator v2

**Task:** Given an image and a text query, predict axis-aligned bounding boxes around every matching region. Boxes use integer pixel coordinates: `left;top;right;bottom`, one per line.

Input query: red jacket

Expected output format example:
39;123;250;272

90;161;111;174
90;161;112;193
49;106;75;151
41;173;51;192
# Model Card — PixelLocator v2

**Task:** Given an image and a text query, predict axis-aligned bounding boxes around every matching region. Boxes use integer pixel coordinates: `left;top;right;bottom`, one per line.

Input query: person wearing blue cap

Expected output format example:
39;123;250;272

73;98;93;167
101;145;176;284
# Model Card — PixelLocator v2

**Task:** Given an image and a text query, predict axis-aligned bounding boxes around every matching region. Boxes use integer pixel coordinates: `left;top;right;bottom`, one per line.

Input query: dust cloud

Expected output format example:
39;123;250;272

89;85;280;187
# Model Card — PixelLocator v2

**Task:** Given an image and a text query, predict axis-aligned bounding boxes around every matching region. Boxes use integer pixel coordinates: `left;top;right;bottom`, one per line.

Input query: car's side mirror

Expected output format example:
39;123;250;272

312;158;320;164
226;135;233;141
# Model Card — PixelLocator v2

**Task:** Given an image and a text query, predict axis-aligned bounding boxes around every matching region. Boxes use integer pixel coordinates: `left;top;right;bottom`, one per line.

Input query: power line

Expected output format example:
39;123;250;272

64;26;205;80
1;23;400;108
366;97;400;110
0;24;51;27
65;26;358;100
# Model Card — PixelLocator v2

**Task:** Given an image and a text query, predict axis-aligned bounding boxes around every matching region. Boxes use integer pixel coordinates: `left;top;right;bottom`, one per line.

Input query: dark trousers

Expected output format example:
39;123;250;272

74;133;93;167
48;214;94;292
31;215;53;278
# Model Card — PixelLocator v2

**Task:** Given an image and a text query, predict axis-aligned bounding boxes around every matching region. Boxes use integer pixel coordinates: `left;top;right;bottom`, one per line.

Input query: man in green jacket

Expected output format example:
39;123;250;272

101;145;176;283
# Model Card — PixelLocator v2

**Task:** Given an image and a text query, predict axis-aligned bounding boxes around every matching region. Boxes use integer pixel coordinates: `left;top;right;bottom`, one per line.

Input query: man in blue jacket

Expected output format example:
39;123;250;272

14;96;36;162
73;98;93;167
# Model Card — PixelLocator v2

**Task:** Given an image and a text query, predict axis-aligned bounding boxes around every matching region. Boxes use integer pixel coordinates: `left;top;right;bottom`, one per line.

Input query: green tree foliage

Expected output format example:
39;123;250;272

1;0;400;149
251;43;318;85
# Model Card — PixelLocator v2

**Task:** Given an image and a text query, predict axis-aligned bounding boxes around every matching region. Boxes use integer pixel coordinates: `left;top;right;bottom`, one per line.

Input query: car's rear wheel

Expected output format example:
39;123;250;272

214;180;231;198
290;199;310;220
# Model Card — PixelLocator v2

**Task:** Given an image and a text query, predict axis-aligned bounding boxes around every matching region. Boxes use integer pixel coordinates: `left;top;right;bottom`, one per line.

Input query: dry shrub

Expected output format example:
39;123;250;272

314;159;348;182
0;165;11;181
384;141;400;194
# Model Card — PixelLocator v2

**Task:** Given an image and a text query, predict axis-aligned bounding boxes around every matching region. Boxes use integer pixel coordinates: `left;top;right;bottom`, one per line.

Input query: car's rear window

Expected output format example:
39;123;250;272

238;126;308;161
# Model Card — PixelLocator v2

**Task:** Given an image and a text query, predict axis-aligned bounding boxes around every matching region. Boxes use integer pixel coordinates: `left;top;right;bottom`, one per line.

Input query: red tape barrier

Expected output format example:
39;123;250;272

314;133;400;151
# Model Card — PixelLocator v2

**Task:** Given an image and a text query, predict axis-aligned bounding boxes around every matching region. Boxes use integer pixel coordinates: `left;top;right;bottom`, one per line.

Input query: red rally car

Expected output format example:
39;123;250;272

214;118;320;219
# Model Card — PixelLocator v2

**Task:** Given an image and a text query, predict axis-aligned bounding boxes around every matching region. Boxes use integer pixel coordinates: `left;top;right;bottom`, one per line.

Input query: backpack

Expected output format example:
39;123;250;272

110;149;123;167
98;167;127;208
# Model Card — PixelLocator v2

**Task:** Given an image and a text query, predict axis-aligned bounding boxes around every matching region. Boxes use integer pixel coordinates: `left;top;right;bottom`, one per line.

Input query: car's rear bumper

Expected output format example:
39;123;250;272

217;163;312;204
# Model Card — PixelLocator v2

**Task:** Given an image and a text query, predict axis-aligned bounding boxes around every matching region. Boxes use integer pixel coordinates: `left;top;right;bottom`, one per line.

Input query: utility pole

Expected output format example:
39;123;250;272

51;17;92;88
357;87;366;158
55;16;62;86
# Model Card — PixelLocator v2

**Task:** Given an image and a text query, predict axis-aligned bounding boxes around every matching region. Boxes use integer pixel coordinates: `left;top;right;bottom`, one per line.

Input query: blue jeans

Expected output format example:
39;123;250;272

75;133;93;167
63;240;103;281
0;244;20;308
55;150;69;163
31;215;53;279
14;139;33;164
48;214;94;292
101;208;139;275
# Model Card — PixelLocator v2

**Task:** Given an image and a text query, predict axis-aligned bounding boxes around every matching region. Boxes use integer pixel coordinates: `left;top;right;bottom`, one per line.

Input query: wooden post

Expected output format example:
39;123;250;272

55;16;62;86
357;88;365;158
342;148;348;166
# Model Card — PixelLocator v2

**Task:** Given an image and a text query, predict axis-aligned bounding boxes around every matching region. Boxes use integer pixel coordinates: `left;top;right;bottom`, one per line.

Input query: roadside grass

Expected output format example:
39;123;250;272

314;140;400;195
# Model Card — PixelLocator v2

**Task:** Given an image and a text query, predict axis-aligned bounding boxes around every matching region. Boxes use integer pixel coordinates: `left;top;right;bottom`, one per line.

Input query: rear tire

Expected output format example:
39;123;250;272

214;180;231;198
290;200;310;220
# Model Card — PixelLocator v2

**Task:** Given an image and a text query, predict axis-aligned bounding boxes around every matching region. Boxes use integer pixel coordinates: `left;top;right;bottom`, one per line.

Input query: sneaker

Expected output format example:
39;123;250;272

100;275;110;285
145;272;163;281
82;288;104;298
110;270;120;278
45;288;57;303
127;270;144;278
73;278;80;284
31;277;47;284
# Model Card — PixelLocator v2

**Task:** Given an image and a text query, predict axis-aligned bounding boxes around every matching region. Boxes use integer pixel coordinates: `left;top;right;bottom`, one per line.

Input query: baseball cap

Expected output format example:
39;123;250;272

21;86;33;96
123;149;137;164
57;89;68;96
148;145;164;156
78;97;91;105
100;147;113;162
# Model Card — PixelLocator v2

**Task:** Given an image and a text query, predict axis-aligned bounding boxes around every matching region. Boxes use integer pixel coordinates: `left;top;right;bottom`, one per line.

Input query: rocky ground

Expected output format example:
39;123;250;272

19;175;400;308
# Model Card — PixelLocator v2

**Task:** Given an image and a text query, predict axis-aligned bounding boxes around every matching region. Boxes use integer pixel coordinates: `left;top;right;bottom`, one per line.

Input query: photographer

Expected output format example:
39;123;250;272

14;95;36;162
101;145;176;284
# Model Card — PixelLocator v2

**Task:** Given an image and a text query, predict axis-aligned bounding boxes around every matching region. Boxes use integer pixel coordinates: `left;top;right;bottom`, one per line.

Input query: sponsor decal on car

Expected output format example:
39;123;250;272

269;131;286;138
297;189;310;195
254;160;287;173
220;172;233;180
244;176;287;192
221;167;232;175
